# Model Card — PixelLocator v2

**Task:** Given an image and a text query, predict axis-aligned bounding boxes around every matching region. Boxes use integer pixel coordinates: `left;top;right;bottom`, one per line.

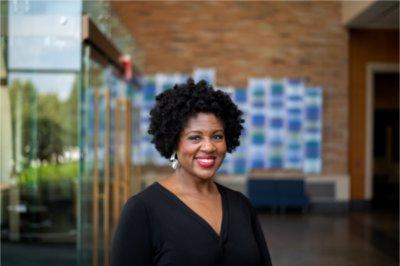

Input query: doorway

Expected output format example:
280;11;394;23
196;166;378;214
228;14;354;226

372;72;399;209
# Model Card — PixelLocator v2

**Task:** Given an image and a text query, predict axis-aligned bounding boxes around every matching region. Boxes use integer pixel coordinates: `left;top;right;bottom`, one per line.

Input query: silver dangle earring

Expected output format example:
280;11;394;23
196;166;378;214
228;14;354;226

170;152;179;170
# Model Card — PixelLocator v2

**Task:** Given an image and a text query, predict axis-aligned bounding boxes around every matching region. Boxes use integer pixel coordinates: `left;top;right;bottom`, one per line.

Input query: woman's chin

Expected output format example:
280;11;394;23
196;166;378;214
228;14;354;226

193;167;219;180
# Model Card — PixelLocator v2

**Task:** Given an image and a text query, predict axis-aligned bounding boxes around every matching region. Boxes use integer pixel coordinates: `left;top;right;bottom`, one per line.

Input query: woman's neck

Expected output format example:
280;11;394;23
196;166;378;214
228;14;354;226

164;169;217;196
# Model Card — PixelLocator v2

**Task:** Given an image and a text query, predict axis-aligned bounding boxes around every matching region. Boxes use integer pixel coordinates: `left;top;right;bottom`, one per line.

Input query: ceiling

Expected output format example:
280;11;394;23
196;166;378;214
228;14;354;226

347;1;399;29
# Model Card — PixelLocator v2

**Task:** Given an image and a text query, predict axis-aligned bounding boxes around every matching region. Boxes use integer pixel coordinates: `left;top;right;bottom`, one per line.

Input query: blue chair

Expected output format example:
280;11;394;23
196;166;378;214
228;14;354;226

276;180;309;210
247;179;278;209
247;178;309;212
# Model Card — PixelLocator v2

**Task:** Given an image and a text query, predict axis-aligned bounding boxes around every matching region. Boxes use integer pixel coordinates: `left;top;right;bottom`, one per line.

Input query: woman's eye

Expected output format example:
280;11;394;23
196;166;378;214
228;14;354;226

213;134;224;140
188;135;201;141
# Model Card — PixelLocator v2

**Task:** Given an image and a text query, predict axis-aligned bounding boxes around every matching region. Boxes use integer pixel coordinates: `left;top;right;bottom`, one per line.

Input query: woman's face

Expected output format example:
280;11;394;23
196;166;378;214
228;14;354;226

176;113;227;181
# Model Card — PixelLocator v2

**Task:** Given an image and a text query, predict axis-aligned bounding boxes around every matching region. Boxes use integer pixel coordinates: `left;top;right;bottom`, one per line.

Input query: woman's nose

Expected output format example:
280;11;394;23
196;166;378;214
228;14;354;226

200;139;216;152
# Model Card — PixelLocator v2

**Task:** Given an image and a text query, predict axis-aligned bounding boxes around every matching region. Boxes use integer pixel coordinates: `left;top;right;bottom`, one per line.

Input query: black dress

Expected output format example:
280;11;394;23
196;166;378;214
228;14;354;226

111;182;272;266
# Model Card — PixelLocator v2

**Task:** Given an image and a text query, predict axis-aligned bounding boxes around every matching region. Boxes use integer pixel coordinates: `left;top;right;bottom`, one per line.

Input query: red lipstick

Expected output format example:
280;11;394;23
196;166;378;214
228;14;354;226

195;156;216;168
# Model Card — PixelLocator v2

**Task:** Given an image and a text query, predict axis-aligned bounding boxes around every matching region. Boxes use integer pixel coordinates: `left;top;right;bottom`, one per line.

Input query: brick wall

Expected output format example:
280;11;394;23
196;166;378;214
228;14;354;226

112;1;349;175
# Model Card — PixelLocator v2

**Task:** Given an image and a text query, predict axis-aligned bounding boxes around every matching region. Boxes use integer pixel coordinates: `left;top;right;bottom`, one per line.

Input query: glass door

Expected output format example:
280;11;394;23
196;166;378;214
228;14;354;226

2;1;81;265
79;42;137;266
80;45;109;266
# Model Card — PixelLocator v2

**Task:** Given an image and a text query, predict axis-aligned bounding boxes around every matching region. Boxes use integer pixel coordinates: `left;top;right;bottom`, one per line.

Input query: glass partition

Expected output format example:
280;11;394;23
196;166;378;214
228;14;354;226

1;1;140;265
7;72;79;237
2;1;81;265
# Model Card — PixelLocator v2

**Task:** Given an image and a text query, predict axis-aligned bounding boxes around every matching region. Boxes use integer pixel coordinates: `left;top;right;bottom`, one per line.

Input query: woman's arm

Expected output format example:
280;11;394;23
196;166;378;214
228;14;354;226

111;197;153;266
250;207;273;266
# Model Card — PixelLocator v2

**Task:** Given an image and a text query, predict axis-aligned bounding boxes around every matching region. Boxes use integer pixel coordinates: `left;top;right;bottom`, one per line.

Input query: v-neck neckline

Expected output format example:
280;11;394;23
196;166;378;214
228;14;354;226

154;181;228;242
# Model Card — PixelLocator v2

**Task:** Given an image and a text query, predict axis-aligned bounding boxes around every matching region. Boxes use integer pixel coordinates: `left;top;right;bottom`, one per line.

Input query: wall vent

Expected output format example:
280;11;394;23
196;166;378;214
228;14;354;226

305;182;336;201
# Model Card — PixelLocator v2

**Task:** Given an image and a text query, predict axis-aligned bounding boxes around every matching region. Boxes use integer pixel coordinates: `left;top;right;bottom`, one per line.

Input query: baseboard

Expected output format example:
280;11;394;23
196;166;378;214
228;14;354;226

350;200;372;211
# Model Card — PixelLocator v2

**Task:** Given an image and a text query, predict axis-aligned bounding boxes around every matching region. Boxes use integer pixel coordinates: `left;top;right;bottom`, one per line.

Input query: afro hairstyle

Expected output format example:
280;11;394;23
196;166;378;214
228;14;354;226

148;78;244;159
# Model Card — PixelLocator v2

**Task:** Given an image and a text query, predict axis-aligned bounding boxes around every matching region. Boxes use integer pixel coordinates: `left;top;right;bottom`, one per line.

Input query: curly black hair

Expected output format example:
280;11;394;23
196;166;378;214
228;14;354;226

148;78;244;159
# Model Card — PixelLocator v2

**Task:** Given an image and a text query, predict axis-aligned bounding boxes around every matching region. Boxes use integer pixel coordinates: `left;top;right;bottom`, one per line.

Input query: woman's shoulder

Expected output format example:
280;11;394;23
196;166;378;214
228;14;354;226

123;182;163;210
216;182;252;206
216;183;258;219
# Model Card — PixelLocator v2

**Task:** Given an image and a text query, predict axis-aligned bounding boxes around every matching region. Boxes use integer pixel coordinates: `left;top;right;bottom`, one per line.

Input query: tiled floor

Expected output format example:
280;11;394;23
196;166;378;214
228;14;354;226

2;242;76;266
260;211;398;266
2;211;398;266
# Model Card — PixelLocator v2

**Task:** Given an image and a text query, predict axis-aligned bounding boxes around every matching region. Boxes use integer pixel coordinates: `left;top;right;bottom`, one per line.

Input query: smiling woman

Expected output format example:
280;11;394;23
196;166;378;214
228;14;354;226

111;79;273;266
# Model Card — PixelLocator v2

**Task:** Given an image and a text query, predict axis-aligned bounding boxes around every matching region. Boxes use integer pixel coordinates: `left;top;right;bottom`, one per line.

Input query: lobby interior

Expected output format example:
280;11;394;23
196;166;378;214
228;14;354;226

1;1;399;266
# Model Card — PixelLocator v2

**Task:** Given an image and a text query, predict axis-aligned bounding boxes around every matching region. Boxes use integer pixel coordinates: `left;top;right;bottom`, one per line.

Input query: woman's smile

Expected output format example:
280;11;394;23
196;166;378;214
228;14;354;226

195;155;217;168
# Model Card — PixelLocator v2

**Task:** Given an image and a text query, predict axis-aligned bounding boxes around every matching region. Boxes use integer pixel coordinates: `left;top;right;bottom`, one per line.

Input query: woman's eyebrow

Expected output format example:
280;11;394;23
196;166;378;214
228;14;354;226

185;130;203;135
185;129;224;135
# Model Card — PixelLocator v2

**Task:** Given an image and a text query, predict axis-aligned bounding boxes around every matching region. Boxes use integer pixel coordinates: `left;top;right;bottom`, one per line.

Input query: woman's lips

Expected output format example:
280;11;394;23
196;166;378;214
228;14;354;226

195;157;216;168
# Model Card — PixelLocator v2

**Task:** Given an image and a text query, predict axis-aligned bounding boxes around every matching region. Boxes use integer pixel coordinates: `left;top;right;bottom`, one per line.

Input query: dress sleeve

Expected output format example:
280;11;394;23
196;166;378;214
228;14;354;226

249;201;273;266
111;196;153;266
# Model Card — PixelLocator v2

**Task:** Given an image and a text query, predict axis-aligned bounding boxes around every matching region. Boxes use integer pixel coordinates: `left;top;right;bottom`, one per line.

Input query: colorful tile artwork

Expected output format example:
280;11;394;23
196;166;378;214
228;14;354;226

247;78;269;170
266;79;286;169
139;70;323;174
284;79;305;170
303;87;323;174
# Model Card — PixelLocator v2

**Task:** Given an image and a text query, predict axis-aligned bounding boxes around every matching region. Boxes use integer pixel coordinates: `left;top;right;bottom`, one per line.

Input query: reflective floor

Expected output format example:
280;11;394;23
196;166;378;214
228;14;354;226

2;211;398;266
262;210;399;266
2;242;75;266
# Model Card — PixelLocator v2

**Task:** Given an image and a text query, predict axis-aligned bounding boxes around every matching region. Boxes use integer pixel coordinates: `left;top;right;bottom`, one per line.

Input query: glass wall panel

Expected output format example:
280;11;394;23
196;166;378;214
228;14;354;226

2;1;140;265
2;72;79;264
8;72;79;230
8;0;81;71
2;0;81;265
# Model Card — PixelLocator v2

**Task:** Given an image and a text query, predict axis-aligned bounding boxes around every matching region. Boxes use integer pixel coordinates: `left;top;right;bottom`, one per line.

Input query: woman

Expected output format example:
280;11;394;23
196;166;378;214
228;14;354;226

111;79;272;266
